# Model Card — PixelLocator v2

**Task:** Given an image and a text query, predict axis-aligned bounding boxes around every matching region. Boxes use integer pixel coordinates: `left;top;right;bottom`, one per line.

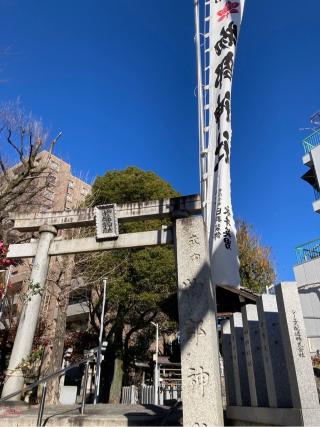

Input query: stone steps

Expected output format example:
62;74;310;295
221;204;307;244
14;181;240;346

0;403;170;427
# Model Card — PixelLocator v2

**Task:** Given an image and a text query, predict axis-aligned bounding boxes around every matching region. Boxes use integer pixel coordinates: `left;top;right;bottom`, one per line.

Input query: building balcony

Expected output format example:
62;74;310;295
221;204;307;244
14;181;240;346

66;302;89;322
294;238;320;288
301;132;320;213
302;129;320;154
295;238;320;264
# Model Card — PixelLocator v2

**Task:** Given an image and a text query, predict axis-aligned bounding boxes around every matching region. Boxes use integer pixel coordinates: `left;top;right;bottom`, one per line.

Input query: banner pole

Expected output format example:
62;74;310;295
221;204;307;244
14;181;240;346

193;0;207;223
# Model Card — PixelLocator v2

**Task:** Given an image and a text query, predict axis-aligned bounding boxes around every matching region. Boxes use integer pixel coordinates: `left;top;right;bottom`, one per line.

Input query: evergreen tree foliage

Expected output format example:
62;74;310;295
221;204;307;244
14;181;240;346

76;167;179;403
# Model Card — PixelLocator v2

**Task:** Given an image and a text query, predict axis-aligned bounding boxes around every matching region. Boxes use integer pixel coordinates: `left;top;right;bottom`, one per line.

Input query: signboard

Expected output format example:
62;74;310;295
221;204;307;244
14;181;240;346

94;204;119;240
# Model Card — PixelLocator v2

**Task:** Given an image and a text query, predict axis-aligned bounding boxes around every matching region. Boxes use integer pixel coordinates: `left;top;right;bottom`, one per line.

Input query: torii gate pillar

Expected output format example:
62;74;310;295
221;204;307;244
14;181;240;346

2;225;57;399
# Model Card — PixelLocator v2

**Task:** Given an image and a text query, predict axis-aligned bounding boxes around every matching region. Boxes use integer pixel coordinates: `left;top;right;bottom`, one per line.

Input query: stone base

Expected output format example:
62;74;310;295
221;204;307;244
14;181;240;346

226;406;320;426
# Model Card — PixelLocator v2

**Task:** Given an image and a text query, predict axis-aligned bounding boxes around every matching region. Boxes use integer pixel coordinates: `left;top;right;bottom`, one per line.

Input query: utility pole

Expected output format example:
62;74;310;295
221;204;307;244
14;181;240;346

93;278;107;404
151;321;159;405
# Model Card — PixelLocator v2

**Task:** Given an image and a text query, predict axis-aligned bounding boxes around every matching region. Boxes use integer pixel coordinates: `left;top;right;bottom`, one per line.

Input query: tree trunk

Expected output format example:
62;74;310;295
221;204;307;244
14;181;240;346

108;323;124;404
108;357;124;404
39;255;73;404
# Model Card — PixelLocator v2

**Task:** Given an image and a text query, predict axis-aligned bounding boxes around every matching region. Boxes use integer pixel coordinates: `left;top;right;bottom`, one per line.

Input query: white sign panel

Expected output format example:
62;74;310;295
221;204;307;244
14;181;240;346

206;1;245;287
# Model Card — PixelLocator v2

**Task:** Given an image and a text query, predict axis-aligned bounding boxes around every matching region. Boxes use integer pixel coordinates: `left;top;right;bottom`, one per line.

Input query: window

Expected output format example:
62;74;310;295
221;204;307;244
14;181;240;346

69;289;89;305
44;189;55;201
50;160;59;171
81;187;89;196
47;175;57;185
41;206;52;213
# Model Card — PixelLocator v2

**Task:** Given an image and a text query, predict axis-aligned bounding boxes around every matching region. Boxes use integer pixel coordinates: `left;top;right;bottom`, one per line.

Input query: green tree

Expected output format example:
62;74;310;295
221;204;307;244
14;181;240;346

236;220;275;294
76;167;179;403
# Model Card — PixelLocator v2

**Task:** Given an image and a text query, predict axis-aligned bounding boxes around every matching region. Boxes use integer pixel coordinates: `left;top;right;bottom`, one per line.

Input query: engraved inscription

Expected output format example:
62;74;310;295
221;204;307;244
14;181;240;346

189;234;200;246
292;309;306;358
185;319;206;345
94;204;119;240
190;252;201;263
101;208;114;234
188;234;201;263
188;366;209;397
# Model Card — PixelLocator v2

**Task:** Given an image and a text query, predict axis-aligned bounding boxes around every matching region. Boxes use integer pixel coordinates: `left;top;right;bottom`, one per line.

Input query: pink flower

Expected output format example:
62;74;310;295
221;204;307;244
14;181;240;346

217;2;240;22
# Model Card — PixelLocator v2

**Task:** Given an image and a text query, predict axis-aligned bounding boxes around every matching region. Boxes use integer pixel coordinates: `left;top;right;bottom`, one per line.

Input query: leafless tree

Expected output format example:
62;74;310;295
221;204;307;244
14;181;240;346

0;100;61;230
0;101;62;387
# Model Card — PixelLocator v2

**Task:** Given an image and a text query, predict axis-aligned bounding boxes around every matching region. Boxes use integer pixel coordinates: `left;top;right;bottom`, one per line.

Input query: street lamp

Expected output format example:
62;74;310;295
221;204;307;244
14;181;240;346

151;321;159;405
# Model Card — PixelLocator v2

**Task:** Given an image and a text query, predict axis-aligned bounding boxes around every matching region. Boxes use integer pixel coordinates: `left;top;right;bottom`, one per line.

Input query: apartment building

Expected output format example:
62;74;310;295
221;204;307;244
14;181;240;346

293;127;320;354
2;151;91;333
37;151;91;212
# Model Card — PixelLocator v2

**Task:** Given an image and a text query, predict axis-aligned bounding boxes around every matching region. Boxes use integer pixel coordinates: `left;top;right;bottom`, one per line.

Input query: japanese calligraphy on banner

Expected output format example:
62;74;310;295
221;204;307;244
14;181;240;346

205;0;245;288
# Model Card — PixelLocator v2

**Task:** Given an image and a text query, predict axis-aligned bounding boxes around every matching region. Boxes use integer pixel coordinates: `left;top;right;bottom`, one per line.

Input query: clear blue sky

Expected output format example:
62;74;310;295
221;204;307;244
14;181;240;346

1;0;319;281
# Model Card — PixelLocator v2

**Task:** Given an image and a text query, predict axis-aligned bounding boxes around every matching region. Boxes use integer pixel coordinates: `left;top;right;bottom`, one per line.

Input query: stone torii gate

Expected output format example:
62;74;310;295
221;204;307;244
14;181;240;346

2;194;223;426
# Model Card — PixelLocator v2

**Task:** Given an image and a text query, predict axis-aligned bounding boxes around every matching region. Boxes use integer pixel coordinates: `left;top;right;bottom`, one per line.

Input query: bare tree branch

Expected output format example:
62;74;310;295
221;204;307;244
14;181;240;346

0;101;62;225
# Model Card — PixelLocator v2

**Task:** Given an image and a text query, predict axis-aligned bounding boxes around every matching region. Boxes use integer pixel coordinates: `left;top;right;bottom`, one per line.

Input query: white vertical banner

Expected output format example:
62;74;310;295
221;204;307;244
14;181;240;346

205;1;245;288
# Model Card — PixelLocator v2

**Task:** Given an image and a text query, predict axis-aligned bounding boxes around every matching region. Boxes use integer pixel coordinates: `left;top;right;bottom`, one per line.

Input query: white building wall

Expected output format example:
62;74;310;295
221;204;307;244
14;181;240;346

294;260;320;353
310;144;320;188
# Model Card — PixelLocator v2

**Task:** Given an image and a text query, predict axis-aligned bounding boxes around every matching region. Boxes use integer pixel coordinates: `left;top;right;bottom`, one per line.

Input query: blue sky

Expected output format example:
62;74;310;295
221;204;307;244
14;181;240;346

1;0;319;280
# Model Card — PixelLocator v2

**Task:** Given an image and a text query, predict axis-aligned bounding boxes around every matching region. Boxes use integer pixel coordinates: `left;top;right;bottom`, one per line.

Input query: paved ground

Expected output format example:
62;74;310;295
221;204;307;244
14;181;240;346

0;403;179;426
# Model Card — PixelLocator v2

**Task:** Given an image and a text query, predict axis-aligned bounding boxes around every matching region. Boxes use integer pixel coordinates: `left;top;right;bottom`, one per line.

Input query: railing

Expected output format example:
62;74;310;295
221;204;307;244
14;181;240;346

0;354;95;427
314;187;320;201
302;128;320;154
295;238;320;264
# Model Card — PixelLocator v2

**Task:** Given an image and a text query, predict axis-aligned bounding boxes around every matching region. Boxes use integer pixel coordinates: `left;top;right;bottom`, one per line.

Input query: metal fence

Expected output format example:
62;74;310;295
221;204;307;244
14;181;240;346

302;129;320;154
295;238;320;264
121;384;181;405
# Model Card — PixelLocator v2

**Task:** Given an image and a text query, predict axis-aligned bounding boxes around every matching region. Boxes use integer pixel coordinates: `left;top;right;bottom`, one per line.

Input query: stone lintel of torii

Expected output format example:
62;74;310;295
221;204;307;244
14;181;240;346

2;193;224;426
7;194;200;259
10;194;201;232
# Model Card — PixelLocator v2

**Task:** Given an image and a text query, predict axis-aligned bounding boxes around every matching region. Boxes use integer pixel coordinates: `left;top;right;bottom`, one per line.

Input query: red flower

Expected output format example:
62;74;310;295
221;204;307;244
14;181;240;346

0;240;15;267
217;2;240;22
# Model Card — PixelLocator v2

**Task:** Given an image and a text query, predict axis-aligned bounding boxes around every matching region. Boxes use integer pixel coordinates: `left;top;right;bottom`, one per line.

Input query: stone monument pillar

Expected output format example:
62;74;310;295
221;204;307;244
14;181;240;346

174;216;223;426
230;312;250;406
256;294;292;408
276;282;320;426
221;319;236;406
242;304;268;407
2;225;57;399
